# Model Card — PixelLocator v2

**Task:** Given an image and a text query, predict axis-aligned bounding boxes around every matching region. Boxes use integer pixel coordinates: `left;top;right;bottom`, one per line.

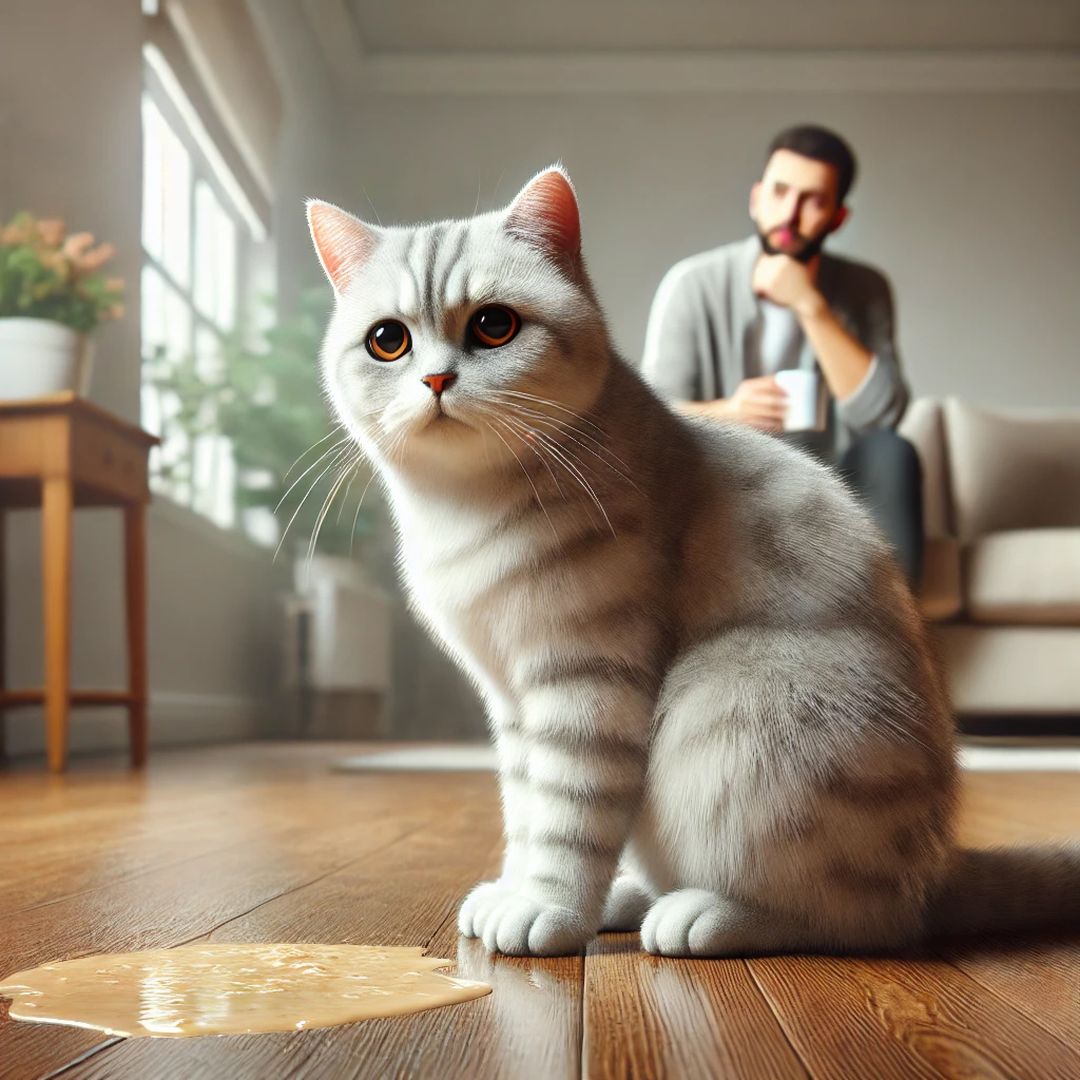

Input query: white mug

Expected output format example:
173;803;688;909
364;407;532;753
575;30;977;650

773;369;821;432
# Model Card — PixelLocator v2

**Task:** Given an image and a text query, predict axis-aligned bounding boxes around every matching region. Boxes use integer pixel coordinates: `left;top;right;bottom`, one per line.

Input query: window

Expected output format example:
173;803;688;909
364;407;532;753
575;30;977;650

140;43;262;529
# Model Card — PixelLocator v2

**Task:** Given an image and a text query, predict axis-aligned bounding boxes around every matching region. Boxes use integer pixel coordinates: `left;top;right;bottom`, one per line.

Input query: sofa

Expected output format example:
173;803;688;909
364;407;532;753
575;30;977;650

899;398;1080;718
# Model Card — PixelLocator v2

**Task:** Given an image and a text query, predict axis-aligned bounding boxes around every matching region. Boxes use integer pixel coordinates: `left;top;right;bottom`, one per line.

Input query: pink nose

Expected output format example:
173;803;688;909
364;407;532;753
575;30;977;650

421;372;456;396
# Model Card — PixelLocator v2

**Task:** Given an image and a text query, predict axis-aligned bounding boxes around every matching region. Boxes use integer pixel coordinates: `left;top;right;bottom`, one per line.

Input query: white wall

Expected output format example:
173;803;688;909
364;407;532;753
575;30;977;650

341;83;1080;409
0;0;294;758
286;65;1078;740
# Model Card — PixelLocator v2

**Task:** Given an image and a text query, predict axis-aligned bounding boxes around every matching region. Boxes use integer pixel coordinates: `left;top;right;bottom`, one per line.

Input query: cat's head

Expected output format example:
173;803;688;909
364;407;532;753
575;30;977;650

308;166;609;479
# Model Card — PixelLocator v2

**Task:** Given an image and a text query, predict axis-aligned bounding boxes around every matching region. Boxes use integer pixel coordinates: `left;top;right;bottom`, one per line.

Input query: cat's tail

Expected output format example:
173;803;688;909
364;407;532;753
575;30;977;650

926;843;1080;938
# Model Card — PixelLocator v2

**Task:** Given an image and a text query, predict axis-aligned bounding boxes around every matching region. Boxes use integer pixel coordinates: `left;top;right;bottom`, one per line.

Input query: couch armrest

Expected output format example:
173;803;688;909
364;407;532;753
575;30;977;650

899;398;952;539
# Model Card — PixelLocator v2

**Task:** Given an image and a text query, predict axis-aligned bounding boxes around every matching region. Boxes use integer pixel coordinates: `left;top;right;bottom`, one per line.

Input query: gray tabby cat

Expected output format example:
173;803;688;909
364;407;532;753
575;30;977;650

308;166;1078;957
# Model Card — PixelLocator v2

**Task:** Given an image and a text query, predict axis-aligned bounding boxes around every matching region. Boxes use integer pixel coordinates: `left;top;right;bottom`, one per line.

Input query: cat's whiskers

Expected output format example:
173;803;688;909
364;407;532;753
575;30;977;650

495;398;641;493
273;444;354;564
274;437;353;515
349;471;380;558
305;450;360;575
477;400;564;497
499;411;599;494
492;389;609;438
492;392;636;476
335;459;363;526
282;424;346;483
482;418;560;543
500;413;615;537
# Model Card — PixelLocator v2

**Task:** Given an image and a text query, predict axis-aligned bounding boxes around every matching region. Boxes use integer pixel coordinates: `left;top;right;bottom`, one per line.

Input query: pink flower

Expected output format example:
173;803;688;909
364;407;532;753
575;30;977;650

74;242;116;274
62;232;95;260
37;219;66;247
1;222;35;246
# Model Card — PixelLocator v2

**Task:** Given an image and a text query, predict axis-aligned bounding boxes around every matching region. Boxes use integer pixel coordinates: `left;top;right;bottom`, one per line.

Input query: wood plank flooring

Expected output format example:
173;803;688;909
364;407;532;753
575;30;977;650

1;743;1077;1080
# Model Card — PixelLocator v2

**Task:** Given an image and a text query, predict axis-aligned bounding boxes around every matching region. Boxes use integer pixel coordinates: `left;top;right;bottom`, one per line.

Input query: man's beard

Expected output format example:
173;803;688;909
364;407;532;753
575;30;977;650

757;224;829;265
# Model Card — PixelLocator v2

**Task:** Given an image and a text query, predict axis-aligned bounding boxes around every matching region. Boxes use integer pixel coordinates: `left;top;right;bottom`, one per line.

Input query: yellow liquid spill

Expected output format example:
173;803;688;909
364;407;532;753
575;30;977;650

0;944;491;1038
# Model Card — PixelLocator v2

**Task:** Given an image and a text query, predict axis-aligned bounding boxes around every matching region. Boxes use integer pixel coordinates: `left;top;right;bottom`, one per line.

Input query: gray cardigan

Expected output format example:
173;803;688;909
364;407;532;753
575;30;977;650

640;236;910;461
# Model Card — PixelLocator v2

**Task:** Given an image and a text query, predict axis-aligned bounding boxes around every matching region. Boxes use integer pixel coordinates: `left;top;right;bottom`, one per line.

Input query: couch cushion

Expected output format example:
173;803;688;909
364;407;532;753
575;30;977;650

966;528;1080;624
944;399;1080;542
917;536;963;622
932;624;1080;714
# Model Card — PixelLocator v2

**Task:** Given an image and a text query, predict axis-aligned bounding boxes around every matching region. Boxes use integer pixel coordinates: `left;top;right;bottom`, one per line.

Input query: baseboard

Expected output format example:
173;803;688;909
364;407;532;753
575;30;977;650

1;691;269;759
957;714;1080;739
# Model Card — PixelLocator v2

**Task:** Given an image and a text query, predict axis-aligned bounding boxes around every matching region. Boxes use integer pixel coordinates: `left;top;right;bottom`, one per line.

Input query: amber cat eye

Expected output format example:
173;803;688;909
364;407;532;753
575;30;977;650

469;305;520;349
366;320;411;362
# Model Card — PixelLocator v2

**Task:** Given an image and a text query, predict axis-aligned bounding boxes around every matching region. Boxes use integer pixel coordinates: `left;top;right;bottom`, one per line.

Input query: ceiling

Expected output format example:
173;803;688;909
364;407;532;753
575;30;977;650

344;0;1080;53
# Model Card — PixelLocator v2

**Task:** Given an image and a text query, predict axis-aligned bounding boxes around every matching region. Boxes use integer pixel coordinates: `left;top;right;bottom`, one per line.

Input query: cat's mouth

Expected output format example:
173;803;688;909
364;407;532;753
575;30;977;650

423;403;469;432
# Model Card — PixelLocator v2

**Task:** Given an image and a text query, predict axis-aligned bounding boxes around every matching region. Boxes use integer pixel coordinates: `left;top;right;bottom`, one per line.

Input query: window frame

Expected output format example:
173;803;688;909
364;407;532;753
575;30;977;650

140;48;253;528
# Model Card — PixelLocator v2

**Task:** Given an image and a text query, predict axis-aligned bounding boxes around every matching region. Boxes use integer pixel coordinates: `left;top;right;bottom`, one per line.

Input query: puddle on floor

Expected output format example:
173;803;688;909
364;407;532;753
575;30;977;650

0;943;491;1038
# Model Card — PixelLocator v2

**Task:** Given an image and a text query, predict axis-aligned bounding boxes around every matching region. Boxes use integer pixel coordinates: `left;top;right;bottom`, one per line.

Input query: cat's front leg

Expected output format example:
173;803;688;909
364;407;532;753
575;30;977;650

470;673;652;956
458;714;532;939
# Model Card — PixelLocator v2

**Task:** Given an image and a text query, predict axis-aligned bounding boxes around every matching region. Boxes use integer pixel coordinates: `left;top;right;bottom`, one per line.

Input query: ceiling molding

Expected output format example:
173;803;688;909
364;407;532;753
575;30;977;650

360;49;1080;97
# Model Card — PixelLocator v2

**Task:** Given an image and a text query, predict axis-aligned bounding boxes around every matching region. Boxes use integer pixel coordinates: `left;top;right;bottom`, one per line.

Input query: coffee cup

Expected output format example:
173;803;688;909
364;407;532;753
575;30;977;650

773;369;820;432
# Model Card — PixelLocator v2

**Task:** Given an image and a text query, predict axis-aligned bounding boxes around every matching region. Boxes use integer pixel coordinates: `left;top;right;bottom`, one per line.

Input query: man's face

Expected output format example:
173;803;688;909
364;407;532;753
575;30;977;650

749;149;846;261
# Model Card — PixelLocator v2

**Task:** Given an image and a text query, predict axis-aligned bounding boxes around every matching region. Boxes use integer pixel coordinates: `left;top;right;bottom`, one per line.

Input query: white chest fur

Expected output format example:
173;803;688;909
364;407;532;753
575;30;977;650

391;487;539;691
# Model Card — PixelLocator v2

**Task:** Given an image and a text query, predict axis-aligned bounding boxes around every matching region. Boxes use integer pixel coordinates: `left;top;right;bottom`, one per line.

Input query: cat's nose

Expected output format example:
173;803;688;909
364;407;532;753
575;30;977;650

421;372;456;396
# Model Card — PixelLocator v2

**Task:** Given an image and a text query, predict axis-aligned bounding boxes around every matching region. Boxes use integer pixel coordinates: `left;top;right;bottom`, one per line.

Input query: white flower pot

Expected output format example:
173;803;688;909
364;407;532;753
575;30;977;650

0;317;93;400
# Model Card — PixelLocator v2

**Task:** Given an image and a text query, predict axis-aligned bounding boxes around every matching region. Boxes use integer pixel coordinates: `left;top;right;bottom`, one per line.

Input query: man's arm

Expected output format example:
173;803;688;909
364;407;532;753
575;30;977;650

827;272;910;430
795;296;874;400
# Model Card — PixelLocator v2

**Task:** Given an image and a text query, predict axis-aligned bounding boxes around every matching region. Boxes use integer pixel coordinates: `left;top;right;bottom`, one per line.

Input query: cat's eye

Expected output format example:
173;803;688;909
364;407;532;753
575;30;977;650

366;320;411;362
469;305;520;349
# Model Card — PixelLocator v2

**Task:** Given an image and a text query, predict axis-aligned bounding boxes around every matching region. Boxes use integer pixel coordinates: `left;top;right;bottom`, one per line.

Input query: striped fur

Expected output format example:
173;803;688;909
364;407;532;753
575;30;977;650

309;169;1080;957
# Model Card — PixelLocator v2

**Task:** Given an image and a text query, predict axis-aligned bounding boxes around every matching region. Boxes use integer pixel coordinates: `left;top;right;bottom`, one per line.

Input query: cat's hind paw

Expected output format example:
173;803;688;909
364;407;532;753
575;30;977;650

641;889;771;957
601;874;654;931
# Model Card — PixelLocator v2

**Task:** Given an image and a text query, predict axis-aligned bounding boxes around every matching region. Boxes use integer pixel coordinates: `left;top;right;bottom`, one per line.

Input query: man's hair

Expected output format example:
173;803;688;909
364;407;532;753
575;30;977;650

765;125;858;205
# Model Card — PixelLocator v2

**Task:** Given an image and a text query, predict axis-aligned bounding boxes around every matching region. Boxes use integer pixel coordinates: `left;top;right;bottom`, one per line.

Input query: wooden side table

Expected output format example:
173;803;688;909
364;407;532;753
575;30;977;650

0;392;160;772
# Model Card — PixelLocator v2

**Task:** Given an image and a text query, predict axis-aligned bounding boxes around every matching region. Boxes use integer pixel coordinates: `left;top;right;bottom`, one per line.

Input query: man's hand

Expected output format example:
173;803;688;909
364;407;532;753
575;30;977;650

675;377;789;431
721;375;789;432
752;255;826;318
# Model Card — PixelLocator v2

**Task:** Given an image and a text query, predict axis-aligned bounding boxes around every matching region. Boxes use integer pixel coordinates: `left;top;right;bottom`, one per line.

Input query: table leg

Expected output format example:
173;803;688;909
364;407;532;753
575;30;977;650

0;509;6;760
42;477;73;773
124;501;148;767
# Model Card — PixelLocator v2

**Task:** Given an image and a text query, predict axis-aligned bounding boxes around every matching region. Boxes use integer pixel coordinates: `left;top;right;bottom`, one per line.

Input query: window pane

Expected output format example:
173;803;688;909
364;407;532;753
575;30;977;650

151;389;192;506
141;95;164;264
140;264;166;359
142;264;192;364
194;181;237;330
149;102;192;288
192;433;236;529
194;322;223;379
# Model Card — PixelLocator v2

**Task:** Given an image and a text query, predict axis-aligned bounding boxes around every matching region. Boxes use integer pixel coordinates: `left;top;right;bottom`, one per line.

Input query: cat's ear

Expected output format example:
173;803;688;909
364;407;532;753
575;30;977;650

306;200;377;295
505;165;582;269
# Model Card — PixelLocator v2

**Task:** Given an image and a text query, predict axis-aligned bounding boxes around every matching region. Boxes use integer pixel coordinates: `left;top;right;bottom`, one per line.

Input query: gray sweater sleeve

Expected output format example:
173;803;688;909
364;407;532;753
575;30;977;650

640;261;703;402
834;271;910;432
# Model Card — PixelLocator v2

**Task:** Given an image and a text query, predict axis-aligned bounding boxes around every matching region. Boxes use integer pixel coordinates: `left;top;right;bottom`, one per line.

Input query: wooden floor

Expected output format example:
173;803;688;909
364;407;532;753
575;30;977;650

1;743;1078;1080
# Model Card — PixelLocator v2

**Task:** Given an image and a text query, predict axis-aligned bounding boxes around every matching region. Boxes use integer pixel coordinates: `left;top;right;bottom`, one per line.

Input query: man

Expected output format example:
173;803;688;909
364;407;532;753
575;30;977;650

641;124;923;587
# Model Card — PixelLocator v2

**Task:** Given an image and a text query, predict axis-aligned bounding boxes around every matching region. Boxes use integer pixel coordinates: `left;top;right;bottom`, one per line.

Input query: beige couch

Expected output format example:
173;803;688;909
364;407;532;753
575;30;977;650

899;398;1080;717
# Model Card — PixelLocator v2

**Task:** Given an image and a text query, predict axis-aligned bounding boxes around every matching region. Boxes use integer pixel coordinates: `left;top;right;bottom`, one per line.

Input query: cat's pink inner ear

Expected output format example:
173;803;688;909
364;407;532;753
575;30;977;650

307;200;375;294
505;168;582;266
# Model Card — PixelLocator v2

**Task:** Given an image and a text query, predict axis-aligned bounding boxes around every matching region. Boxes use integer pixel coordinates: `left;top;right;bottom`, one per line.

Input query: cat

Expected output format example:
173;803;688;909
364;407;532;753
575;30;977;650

307;166;1079;957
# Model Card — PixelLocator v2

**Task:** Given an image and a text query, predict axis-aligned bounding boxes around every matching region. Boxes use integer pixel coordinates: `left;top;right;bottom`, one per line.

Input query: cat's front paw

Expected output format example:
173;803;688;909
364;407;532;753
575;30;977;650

458;879;518;939
474;891;592;956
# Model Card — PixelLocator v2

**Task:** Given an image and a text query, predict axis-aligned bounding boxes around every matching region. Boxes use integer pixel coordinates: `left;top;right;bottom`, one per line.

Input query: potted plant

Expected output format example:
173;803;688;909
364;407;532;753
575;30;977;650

145;286;379;561
0;212;124;399
145;289;391;737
